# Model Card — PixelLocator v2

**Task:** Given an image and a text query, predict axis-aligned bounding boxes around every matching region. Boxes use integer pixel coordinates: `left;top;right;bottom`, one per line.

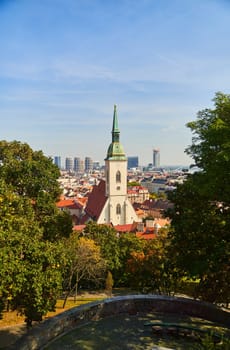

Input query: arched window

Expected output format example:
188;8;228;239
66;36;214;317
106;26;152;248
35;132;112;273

116;204;121;215
116;170;121;183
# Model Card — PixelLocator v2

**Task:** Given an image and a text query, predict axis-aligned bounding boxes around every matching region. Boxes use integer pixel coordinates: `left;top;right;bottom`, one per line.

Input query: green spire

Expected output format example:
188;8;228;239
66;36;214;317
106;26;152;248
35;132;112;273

112;104;119;142
105;105;126;161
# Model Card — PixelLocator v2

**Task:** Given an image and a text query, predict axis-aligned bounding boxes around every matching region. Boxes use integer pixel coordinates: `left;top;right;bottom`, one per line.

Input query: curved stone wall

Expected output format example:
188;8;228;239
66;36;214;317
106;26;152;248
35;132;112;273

13;295;230;350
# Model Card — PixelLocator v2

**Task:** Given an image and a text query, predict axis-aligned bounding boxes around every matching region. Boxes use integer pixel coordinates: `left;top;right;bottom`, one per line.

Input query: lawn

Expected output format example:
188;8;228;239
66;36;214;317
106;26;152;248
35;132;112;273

0;292;106;327
0;293;106;349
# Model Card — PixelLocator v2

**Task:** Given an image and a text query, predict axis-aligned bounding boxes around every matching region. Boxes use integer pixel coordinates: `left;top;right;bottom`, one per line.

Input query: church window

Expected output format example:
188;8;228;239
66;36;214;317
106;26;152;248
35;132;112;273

116;171;121;183
116;204;121;215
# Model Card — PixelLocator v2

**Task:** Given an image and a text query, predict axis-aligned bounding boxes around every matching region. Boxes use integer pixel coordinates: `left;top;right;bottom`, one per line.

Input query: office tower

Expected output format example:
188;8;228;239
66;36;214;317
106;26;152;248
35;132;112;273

127;156;139;169
54;156;61;169
153;148;160;168
74;157;84;173
85;157;93;172
65;157;73;171
93;161;100;170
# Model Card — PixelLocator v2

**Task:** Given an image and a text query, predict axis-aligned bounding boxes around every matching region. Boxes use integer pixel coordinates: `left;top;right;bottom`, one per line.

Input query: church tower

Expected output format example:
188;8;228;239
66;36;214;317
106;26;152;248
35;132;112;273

105;105;127;198
96;105;139;225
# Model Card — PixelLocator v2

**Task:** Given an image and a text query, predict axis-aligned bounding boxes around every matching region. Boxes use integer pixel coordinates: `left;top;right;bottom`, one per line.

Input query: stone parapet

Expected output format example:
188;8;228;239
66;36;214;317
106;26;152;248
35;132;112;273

12;295;230;350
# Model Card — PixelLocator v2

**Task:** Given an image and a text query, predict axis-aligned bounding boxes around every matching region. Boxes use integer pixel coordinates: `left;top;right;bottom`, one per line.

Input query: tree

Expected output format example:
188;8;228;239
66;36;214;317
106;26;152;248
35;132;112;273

126;229;178;294
0;140;72;241
115;233;145;286
105;271;114;296
63;234;106;307
127;181;140;187
0;141;61;201
167;93;230;303
0;179;65;326
83;222;121;272
0;141;72;325
83;223;147;287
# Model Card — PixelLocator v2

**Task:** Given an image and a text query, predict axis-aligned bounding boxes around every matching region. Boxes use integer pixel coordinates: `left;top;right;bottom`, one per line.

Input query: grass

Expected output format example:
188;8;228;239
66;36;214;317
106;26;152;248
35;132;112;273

0;292;106;328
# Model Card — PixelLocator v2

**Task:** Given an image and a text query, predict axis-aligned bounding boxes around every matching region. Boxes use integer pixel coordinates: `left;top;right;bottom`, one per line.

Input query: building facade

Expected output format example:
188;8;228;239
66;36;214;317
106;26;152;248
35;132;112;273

74;157;84;173
153;148;160;168
127;156;139;169
54;156;61;169
85;157;93;173
65;157;73;171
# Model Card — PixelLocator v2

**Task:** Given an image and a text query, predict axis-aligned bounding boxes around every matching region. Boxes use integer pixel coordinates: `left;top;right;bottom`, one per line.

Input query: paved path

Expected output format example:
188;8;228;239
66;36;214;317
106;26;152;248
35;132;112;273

0;323;27;349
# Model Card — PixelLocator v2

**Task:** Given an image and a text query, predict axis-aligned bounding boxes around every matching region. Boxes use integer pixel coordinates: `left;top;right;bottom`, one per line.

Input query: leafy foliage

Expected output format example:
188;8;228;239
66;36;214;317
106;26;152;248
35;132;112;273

167;93;230;303
62;233;106;306
126;229;179;294
83;222;121;272
0;141;72;325
105;271;114;296
0;140;72;241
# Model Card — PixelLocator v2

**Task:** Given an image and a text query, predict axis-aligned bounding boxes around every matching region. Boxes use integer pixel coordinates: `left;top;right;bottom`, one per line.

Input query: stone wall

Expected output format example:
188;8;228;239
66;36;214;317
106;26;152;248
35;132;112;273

13;295;230;350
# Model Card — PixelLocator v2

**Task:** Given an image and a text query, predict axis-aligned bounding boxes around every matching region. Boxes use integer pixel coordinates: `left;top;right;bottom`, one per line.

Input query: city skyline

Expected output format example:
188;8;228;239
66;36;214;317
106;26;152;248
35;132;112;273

1;0;230;166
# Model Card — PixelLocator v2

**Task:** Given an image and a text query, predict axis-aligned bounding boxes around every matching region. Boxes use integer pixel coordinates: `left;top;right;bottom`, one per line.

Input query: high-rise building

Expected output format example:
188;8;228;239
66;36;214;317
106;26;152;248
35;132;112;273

74;157;84;173
127;156;139;169
85;157;93;172
53;156;61;169
153;148;160;168
65;157;73;171
93;161;100;170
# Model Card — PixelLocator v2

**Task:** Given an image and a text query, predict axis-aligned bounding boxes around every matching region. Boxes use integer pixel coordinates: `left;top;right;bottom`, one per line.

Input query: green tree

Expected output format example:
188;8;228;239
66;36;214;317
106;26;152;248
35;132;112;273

0;141;72;325
0;141;60;200
0;140;72;241
83;222;121;272
0;180;65;326
115;233;145;286
63;234;106;307
127;181;140;187
83;223;147;287
167;93;230;303
126;229;178;294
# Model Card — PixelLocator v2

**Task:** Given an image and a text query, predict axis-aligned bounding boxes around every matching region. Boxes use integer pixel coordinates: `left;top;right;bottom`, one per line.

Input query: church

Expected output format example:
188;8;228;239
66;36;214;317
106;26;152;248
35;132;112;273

83;105;140;225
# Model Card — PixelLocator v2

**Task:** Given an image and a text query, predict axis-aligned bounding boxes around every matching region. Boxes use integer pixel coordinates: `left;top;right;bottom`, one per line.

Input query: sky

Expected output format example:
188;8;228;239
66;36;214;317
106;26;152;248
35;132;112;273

1;0;230;167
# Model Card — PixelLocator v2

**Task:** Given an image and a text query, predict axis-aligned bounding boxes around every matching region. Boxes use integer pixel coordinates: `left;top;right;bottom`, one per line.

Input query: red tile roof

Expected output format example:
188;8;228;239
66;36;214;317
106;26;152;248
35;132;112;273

114;224;134;232
57;199;75;208
56;199;82;210
136;232;157;240
84;180;107;221
73;224;86;232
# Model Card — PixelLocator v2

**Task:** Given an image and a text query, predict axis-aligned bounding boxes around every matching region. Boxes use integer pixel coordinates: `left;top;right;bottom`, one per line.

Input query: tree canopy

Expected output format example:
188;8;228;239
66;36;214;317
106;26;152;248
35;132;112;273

167;93;230;303
0;141;72;325
0;141;72;241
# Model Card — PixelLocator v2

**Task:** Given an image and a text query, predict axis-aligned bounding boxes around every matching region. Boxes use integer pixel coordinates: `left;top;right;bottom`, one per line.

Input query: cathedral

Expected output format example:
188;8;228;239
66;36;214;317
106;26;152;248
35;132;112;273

84;105;140;225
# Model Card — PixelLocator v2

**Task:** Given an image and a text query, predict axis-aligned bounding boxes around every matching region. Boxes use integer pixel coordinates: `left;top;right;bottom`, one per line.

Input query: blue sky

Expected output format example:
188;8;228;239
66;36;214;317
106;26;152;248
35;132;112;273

1;0;230;166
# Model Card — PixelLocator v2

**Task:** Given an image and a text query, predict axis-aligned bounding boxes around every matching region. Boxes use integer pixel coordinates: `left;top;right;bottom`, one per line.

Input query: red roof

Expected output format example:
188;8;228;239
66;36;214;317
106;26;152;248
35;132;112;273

57;199;75;208
136;232;157;240
84;180;107;221
56;199;82;210
73;224;86;231
114;224;134;232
